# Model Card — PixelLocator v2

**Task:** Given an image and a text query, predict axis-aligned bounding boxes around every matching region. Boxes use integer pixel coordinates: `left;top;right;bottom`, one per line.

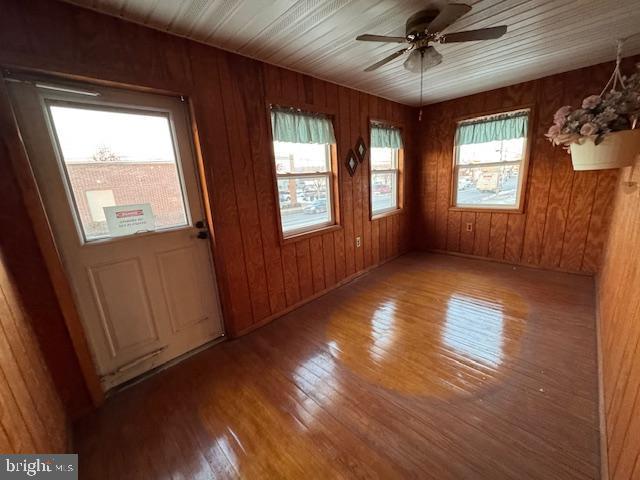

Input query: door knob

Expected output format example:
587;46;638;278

195;220;208;239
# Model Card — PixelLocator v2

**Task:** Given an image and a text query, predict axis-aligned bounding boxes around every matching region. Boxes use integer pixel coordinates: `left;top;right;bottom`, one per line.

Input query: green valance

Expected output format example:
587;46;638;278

271;108;335;144
371;125;403;148
455;110;529;146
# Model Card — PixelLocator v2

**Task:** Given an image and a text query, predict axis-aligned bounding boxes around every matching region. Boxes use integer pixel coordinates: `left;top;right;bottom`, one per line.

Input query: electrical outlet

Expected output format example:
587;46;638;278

466;223;473;232
356;236;361;248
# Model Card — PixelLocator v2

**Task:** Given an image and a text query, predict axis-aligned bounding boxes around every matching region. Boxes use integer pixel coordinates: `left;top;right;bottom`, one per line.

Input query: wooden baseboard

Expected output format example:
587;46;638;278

425;249;593;277
594;274;609;480
233;252;405;337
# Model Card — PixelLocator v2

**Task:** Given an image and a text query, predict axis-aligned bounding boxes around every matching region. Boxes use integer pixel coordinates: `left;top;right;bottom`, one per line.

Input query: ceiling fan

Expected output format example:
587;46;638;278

356;3;508;73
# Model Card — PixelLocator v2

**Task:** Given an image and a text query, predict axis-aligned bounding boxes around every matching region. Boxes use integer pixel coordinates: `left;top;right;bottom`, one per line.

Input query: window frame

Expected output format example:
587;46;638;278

450;106;534;214
267;101;341;244
43;98;193;245
368;118;404;221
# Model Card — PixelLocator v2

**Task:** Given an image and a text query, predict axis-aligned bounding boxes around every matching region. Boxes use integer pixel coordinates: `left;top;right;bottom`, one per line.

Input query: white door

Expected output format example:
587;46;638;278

7;78;224;390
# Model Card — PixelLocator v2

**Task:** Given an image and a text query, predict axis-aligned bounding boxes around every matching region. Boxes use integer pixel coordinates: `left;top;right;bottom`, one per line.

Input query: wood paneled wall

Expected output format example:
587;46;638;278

189;46;415;335
0;0;414;415
415;59;640;274
2;0;631;427
0;267;69;453
597;156;640;480
0;85;94;418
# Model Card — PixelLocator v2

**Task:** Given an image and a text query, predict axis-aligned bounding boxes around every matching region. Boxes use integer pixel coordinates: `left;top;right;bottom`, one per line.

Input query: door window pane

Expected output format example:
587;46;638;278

48;104;188;241
278;176;331;234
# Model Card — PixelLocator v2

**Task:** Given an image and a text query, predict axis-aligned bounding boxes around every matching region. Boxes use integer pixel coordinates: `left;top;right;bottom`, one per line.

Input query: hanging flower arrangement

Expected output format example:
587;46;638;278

546;66;640;147
545;39;640;171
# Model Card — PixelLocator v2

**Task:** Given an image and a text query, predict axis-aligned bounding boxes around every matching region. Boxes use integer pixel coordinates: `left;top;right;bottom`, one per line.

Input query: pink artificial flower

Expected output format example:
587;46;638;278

553;105;572;125
580;122;598;136
546;124;561;138
582;95;602;109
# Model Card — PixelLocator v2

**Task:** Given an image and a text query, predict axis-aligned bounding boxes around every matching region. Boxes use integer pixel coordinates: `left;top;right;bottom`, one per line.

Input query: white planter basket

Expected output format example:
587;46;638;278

570;129;640;171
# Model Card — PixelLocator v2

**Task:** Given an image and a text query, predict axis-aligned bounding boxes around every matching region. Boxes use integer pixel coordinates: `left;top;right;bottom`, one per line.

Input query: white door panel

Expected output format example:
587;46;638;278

157;245;212;333
7;78;224;390
87;258;161;357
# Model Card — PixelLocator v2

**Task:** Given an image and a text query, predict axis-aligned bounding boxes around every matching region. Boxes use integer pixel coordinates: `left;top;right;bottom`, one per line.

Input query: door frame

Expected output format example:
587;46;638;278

0;67;230;407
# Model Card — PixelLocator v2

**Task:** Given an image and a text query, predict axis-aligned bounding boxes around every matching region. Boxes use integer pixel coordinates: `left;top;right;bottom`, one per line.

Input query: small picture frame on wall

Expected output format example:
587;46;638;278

346;149;358;177
355;136;367;163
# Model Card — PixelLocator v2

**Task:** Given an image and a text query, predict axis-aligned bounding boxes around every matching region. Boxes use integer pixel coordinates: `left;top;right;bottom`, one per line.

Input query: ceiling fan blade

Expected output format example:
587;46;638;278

356;34;406;43
364;48;408;72
426;3;472;34
439;25;508;43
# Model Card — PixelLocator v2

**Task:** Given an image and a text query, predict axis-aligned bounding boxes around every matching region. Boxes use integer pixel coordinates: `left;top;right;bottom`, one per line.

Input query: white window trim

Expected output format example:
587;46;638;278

44;99;192;244
274;144;336;238
370;147;401;217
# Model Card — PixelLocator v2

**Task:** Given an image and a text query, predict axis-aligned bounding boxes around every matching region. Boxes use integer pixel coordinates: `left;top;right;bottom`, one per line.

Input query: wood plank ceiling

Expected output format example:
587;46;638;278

57;0;640;105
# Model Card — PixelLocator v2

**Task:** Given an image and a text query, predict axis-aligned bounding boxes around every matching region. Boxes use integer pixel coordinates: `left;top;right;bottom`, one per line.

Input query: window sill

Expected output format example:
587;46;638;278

371;208;402;221
449;206;524;214
281;224;342;245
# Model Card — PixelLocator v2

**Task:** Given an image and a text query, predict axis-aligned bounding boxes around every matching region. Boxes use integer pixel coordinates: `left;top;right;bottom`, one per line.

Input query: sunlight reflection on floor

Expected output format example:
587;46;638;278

325;269;528;398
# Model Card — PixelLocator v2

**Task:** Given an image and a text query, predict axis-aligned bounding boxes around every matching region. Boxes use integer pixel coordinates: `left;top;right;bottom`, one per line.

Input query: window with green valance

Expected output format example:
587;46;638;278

369;123;403;216
270;108;336;145
455;110;529;146
270;106;337;238
452;108;531;212
370;124;404;149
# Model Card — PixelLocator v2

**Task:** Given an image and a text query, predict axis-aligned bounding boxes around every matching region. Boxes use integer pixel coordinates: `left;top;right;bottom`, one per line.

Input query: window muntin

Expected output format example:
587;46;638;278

370;147;399;214
453;110;529;210
271;109;337;237
47;104;189;242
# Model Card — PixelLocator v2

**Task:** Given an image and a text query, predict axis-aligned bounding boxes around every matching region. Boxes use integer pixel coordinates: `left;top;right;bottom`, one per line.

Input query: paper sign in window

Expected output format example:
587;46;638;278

104;204;155;237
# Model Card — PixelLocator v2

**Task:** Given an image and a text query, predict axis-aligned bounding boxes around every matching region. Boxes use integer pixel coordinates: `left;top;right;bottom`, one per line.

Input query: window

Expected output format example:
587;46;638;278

47;104;189;241
85;189;115;222
270;107;337;237
452;109;530;210
370;123;403;217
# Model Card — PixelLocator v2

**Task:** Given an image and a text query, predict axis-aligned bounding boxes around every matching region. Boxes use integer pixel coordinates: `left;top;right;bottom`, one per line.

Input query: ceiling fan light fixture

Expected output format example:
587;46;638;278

403;46;442;73
357;3;507;73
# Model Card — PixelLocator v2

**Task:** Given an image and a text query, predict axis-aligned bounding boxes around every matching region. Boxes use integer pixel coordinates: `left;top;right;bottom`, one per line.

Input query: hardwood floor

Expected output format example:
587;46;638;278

74;253;600;479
